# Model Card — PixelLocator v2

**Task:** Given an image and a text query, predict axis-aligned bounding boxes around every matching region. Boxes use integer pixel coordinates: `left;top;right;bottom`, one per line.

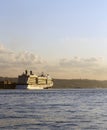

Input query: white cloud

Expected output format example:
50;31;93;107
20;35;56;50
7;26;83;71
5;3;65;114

1;44;107;79
59;57;103;68
0;44;46;77
58;57;107;79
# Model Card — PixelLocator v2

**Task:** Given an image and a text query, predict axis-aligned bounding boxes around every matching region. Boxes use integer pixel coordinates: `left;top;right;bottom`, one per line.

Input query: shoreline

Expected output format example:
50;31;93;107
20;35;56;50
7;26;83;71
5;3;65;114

1;77;107;89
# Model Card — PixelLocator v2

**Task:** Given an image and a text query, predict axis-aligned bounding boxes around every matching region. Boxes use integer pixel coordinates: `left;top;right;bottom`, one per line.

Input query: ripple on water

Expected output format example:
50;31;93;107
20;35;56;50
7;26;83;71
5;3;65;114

0;89;107;129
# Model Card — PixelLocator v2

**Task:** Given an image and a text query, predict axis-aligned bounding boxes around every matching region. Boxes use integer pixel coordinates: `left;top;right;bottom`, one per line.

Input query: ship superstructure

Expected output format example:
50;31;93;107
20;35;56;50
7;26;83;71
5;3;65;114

16;70;53;89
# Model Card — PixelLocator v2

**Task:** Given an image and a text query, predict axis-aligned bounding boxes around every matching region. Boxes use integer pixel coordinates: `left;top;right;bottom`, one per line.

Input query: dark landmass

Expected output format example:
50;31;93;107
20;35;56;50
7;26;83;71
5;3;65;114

0;77;107;89
53;79;107;88
0;77;17;82
0;77;17;89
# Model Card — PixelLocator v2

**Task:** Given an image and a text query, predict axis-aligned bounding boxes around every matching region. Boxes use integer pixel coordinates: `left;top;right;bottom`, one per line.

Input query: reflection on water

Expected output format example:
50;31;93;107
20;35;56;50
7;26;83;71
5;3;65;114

0;89;107;129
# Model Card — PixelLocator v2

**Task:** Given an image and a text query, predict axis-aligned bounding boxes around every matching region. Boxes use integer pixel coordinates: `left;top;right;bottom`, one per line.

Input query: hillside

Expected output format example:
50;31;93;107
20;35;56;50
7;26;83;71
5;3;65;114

53;79;107;88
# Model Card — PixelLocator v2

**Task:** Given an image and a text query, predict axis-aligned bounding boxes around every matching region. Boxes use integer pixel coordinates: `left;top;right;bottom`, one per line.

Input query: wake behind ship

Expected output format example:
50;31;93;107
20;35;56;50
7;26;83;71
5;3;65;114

16;70;53;89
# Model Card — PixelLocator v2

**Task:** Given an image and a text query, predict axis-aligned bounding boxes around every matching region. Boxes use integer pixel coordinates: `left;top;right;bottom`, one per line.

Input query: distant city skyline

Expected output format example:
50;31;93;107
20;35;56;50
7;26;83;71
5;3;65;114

0;0;107;79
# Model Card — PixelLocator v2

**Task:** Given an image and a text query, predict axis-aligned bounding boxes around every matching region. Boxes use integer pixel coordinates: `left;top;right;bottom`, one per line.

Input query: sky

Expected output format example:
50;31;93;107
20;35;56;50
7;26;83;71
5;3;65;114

0;0;107;79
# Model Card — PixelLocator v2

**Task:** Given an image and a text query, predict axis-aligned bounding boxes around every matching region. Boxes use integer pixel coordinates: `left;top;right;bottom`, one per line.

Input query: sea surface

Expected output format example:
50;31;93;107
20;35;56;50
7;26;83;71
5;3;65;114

0;89;107;130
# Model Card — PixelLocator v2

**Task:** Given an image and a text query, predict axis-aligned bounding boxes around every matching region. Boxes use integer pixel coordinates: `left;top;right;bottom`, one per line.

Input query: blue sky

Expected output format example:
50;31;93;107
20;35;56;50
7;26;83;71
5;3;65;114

0;0;107;79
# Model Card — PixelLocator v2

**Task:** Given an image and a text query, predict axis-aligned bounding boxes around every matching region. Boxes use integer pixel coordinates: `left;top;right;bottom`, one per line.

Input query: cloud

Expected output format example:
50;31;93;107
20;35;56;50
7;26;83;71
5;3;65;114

58;57;107;79
59;57;103;68
1;44;107;79
12;51;44;65
0;44;13;54
43;57;105;79
0;44;46;76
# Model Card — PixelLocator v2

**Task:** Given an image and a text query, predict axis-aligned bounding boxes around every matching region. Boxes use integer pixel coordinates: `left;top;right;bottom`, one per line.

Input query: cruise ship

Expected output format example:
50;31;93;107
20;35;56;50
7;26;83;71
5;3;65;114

16;70;53;89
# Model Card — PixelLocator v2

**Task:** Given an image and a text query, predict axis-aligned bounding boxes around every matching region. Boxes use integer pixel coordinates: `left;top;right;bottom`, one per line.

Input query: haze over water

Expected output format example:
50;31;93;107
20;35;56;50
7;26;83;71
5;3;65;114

0;89;107;129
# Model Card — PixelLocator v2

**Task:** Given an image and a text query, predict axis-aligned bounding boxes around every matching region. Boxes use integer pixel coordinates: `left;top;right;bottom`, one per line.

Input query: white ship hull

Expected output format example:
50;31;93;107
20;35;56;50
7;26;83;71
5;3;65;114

16;83;53;90
16;70;53;89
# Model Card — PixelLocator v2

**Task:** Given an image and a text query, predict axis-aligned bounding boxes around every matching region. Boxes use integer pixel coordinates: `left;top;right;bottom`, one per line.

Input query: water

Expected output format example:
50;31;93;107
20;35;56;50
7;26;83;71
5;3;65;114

0;89;107;130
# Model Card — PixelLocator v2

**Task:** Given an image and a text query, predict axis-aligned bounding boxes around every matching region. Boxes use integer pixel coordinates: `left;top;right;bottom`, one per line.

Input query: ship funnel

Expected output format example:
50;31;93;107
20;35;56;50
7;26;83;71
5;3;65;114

30;70;33;75
25;70;28;75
